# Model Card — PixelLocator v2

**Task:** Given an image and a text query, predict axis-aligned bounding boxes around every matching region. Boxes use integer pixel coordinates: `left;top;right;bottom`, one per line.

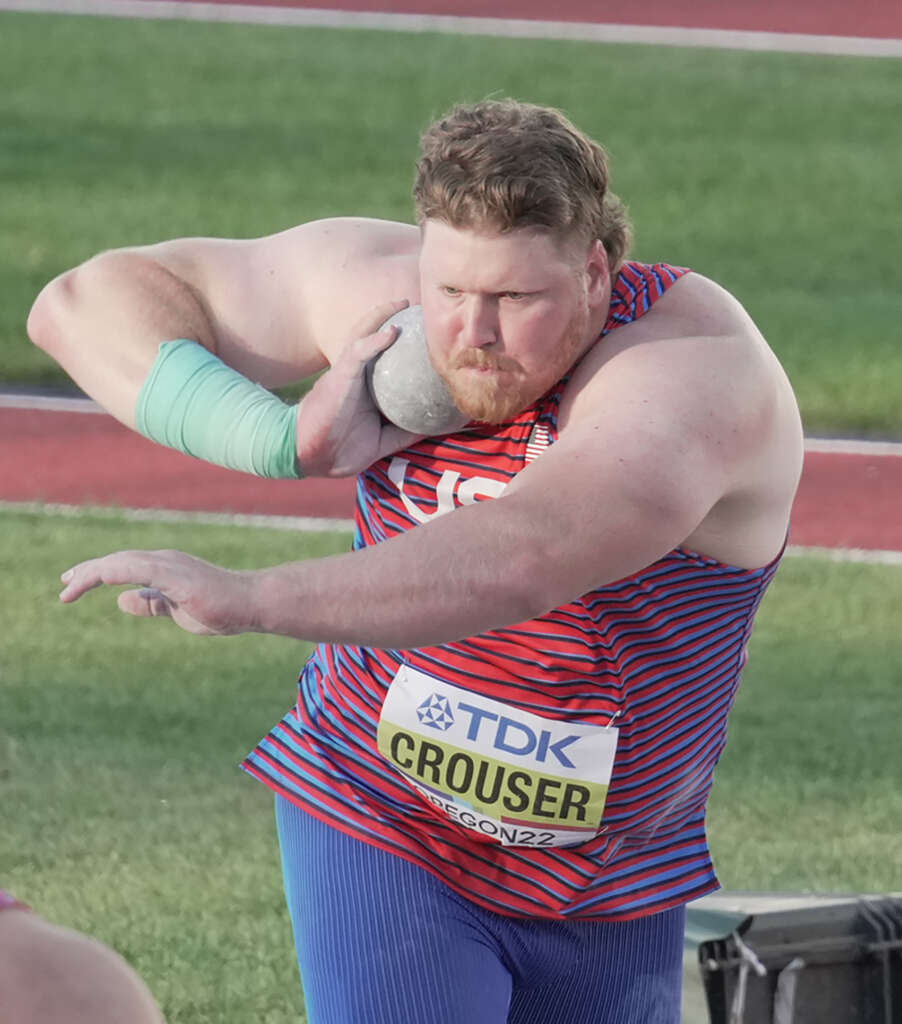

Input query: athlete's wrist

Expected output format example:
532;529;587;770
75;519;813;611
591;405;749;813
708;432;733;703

242;565;305;639
136;339;304;479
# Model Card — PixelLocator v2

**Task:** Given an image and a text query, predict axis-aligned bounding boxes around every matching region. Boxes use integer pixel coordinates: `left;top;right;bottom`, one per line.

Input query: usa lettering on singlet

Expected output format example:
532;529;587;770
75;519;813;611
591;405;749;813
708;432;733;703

243;262;785;920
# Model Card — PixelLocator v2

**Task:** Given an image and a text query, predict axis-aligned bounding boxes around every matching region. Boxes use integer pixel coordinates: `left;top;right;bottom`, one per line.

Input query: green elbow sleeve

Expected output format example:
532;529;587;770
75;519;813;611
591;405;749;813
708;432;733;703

135;339;302;479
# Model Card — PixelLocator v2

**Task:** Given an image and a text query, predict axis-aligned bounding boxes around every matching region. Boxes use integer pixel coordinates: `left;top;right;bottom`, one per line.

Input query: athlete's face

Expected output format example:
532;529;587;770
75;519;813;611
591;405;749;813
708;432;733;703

419;221;611;423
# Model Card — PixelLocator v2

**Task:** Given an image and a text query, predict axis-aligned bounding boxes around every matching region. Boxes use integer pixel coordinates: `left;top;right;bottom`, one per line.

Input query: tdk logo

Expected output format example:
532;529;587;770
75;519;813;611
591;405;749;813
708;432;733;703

458;702;580;769
417;694;454;731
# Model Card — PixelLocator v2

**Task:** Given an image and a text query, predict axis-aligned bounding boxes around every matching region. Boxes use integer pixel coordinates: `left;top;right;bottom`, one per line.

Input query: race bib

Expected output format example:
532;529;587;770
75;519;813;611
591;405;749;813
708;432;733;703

377;666;619;848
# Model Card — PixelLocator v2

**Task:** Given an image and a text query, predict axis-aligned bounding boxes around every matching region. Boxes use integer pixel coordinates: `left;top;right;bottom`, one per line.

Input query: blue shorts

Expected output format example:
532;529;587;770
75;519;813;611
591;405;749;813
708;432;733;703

275;796;685;1024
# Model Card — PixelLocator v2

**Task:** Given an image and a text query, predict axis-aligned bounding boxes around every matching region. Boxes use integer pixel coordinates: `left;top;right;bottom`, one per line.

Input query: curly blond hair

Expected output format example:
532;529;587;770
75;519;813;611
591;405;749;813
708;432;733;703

414;99;632;271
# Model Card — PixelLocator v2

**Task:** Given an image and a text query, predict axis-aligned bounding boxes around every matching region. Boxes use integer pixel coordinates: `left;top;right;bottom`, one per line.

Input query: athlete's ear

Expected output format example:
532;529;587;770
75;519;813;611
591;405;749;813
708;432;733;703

585;240;609;306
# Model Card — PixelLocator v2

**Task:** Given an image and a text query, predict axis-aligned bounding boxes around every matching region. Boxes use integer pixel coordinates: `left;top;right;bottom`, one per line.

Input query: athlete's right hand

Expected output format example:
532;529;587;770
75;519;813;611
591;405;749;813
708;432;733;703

296;300;423;477
59;549;254;637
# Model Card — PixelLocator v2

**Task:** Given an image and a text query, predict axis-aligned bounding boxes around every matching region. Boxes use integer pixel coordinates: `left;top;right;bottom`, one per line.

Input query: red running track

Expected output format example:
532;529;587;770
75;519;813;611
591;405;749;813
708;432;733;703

142;0;902;40
5;2;900;549
2;406;900;552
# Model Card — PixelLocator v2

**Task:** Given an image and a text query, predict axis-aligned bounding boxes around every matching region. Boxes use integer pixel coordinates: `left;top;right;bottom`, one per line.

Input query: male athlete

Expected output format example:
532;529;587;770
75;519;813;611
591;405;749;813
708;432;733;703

30;100;803;1022
0;891;166;1024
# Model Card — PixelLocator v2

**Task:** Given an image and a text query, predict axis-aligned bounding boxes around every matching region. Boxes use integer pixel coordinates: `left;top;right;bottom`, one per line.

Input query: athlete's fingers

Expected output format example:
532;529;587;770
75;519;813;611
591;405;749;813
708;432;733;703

337;299;411;372
117;588;174;619
59;551;162;603
351;298;410;341
378;422;425;454
119;586;229;637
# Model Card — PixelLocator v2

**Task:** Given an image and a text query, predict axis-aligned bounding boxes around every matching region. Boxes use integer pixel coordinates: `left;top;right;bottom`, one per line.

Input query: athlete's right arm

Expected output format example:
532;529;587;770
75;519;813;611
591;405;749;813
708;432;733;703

26;218;421;475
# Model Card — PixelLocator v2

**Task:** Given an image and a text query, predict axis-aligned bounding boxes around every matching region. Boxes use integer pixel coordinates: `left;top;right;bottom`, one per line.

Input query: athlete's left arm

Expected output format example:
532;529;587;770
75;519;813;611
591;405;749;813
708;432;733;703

58;276;794;646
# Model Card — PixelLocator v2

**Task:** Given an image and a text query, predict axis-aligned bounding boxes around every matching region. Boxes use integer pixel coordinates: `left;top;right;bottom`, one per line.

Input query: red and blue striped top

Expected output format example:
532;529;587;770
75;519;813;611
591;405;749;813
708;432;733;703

242;262;783;920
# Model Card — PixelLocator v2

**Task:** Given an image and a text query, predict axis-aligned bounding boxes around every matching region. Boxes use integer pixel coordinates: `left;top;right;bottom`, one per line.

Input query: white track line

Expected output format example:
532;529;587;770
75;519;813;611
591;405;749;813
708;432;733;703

0;500;355;533
4;499;900;565
803;438;902;457
785;545;902;567
0;392;104;414
2;0;900;57
4;389;901;457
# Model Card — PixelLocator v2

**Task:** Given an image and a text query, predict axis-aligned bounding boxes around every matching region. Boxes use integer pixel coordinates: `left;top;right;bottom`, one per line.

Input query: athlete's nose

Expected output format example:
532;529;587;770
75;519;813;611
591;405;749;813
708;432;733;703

458;296;499;350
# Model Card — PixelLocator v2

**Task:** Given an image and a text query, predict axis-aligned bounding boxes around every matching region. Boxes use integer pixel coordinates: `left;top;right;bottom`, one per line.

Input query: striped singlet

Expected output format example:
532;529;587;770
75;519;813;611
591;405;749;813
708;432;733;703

243;261;783;921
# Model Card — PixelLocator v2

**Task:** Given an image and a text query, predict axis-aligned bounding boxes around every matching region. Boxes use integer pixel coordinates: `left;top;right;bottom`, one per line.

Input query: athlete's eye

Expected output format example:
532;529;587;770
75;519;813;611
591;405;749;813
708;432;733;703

501;291;527;301
441;285;461;297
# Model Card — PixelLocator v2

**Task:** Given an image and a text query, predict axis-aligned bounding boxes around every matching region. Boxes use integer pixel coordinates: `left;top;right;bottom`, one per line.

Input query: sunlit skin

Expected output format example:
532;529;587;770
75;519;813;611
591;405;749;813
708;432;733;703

418;221;613;423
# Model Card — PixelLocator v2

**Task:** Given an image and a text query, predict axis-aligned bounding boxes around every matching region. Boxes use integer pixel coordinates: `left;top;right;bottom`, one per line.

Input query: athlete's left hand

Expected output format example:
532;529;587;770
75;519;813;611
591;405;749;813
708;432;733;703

296;300;424;477
59;549;254;636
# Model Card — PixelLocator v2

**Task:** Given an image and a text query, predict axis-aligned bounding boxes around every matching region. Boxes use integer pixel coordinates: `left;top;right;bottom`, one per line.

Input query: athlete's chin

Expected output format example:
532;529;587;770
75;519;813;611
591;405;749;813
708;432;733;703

463;404;521;425
450;378;542;424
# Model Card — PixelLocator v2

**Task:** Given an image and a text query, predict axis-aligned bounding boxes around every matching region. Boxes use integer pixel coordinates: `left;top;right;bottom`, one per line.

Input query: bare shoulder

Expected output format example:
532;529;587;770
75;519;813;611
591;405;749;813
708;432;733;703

559;271;803;567
241;216;419;274
562;271;792;442
292;216;420;257
573;271;766;370
149;216;418;269
142;217;421;371
628;270;757;337
269;218;422;362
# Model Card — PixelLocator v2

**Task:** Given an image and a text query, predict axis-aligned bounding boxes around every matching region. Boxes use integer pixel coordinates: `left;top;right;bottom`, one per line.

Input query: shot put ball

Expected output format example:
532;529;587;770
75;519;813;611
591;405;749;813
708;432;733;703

366;305;470;435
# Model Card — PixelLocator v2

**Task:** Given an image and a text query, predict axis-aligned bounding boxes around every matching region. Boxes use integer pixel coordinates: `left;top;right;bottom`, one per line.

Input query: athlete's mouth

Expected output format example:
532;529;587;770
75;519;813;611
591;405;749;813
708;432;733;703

452;353;518;374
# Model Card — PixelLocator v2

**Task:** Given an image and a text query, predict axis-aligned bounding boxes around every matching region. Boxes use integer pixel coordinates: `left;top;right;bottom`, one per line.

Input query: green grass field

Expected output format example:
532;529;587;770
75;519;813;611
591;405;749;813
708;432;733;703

2;10;900;1021
2;10;901;435
2;507;900;1022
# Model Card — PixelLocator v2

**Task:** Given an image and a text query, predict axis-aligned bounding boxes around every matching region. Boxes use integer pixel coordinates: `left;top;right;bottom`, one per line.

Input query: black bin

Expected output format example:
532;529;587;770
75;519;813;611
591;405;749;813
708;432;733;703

697;895;902;1023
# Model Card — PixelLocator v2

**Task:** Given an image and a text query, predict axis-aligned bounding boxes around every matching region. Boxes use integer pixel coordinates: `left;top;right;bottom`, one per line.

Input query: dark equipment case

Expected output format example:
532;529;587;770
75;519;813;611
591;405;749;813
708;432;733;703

696;896;902;1023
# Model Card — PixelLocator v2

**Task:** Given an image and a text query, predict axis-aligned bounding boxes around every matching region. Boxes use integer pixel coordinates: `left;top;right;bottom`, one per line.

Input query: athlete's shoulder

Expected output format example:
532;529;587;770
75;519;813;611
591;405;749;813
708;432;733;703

560;266;784;437
621;269;758;340
283;216;419;262
261;218;421;361
614;260;690;291
606;261;691;332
